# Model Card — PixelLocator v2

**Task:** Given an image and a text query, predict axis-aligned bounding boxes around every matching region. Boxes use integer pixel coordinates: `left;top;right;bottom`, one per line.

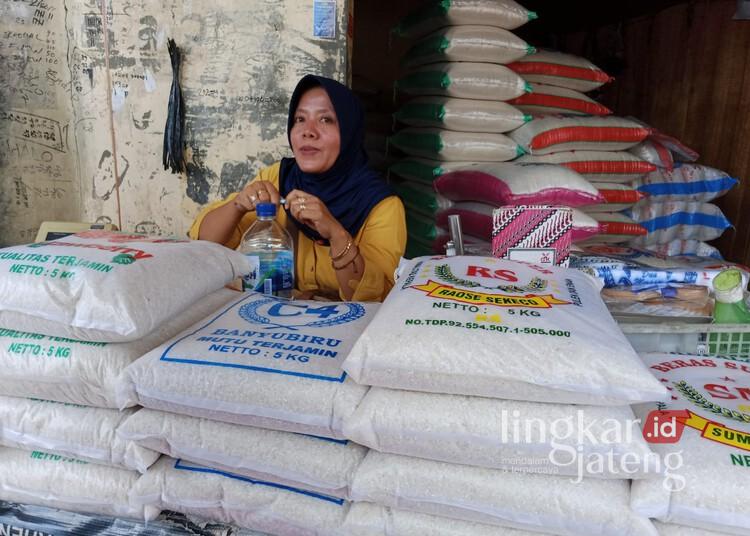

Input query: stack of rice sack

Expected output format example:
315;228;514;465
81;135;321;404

506;50;659;246
0;230;249;520
387;0;538;256
632;352;750;535
115;290;383;534
626;161;737;256
338;254;669;535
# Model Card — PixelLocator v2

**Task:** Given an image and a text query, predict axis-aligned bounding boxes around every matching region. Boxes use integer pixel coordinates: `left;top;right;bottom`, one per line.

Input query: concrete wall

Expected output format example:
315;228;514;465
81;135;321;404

0;0;349;245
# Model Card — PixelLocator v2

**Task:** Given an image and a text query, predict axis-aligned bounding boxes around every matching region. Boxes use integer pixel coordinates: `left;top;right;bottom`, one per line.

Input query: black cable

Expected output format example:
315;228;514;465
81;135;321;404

163;38;185;173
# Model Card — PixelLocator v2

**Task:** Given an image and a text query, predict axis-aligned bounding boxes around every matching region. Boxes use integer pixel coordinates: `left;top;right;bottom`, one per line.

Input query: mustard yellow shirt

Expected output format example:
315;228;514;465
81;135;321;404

189;162;407;302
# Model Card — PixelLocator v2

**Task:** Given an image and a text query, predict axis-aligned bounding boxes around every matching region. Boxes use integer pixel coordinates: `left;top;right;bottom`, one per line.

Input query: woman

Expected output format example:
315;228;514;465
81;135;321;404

189;75;406;302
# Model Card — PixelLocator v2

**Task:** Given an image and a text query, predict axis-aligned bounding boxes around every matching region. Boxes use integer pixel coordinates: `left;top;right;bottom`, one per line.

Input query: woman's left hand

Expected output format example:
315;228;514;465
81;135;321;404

285;189;345;240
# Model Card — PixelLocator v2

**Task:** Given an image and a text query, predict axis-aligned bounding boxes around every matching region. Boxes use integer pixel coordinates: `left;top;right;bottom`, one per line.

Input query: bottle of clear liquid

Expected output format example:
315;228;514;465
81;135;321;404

238;203;294;298
712;268;750;324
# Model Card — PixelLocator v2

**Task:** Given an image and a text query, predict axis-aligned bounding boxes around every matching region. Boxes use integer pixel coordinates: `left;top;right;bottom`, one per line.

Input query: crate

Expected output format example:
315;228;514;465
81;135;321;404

620;322;750;359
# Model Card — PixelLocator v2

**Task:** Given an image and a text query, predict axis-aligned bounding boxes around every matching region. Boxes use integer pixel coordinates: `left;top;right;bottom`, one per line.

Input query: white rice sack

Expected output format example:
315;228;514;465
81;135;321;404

516;150;656;183
433;162;604;207
342;502;544;536
0;397;158;472
626;201;732;246
0;446;147;519
118;408;367;499
393;0;537;38
632;164;738;203
343;256;666;405
390;158;480;185
509;115;651;155
631;352;750;535
508;49;613;92
654;521;735;536
0;231;250;342
646;240;723;259
394;96;530;134
402;25;534;68
577;212;647;244
0;289;239;408
132;456;348;534
629;139;675;169
389;127;524;162
583;182;647;212
118;292;376;439
350;451;658;536
509;82;613;116
396;62;530;101
344;387;658;478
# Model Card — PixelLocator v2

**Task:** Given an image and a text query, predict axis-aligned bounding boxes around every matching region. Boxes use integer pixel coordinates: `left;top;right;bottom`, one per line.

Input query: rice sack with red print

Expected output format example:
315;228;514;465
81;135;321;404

343;256;666;405
631;352;750;535
0;231;249;342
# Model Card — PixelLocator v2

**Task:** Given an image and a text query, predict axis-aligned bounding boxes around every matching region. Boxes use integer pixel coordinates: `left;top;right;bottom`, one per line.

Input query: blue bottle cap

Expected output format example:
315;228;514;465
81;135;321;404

256;203;276;217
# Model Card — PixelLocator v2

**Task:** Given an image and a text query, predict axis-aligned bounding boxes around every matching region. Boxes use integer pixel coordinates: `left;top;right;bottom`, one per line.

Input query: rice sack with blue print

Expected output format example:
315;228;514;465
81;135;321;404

343;255;667;405
131;456;349;534
117;292;377;439
0;231;250;342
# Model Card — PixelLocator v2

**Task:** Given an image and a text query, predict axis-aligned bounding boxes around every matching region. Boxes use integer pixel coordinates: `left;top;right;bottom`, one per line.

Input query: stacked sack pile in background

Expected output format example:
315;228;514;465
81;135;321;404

387;0;538;256
0;231;249;522
388;0;739;260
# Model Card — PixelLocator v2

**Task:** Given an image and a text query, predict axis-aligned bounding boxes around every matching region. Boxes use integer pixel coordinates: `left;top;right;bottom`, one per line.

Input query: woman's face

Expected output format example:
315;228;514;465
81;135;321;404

290;86;341;174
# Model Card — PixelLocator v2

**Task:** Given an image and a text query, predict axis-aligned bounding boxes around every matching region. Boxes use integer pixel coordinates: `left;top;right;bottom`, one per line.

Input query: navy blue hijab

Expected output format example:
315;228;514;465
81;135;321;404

280;75;394;244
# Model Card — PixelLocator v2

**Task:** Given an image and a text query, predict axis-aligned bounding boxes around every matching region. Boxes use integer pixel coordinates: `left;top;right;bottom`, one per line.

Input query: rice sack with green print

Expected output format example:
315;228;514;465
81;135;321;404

631;352;750;535
393;0;537;38
0;231;249;342
389;127;524;162
344;255;667;405
402;25;535;68
396;62;531;101
394;97;530;133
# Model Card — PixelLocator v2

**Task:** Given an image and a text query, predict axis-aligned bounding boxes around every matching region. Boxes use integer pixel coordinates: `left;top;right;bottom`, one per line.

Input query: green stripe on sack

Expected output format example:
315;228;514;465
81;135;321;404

524;81;533;93
522;114;533;123
404;35;451;64
393;0;451;37
395;183;440;216
515;145;528;158
389;131;444;157
396;71;451;93
405;235;435;259
528;11;539;21
526;45;537;55
394;102;446;125
406;212;439;241
389;160;443;184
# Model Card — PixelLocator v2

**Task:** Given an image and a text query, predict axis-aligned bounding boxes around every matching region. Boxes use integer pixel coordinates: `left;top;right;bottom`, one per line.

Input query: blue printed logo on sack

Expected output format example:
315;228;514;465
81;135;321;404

160;293;376;383
238;298;365;330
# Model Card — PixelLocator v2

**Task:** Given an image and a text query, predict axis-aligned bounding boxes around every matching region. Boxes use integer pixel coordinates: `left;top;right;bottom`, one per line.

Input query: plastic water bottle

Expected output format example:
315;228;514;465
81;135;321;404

238;203;294;298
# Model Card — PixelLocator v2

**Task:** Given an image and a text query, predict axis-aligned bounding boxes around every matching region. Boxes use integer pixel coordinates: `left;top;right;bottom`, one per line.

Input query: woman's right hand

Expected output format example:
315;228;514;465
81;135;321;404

233;180;282;213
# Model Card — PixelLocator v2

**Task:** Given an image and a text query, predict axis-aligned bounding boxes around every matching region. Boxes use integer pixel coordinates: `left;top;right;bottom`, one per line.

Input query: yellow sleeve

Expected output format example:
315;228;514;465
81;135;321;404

187;162;281;250
347;195;407;302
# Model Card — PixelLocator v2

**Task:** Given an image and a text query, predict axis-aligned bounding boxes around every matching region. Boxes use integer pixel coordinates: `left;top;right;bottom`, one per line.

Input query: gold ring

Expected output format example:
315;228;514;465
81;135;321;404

249;194;257;202
300;204;307;211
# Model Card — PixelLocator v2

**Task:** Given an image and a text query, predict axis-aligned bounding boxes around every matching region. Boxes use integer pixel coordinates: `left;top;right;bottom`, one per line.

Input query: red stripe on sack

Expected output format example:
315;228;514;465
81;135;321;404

599;222;648;236
562;161;657;175
507;61;613;83
509;93;612;115
598;189;647;204
530;127;650;150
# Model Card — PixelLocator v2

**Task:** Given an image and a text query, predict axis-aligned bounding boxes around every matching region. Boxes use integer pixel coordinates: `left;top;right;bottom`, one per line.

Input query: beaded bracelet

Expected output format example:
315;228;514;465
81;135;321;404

330;239;353;261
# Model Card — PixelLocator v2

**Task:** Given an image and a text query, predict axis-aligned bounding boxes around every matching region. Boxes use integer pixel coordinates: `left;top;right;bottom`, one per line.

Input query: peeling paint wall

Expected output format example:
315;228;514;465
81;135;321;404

0;0;349;245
